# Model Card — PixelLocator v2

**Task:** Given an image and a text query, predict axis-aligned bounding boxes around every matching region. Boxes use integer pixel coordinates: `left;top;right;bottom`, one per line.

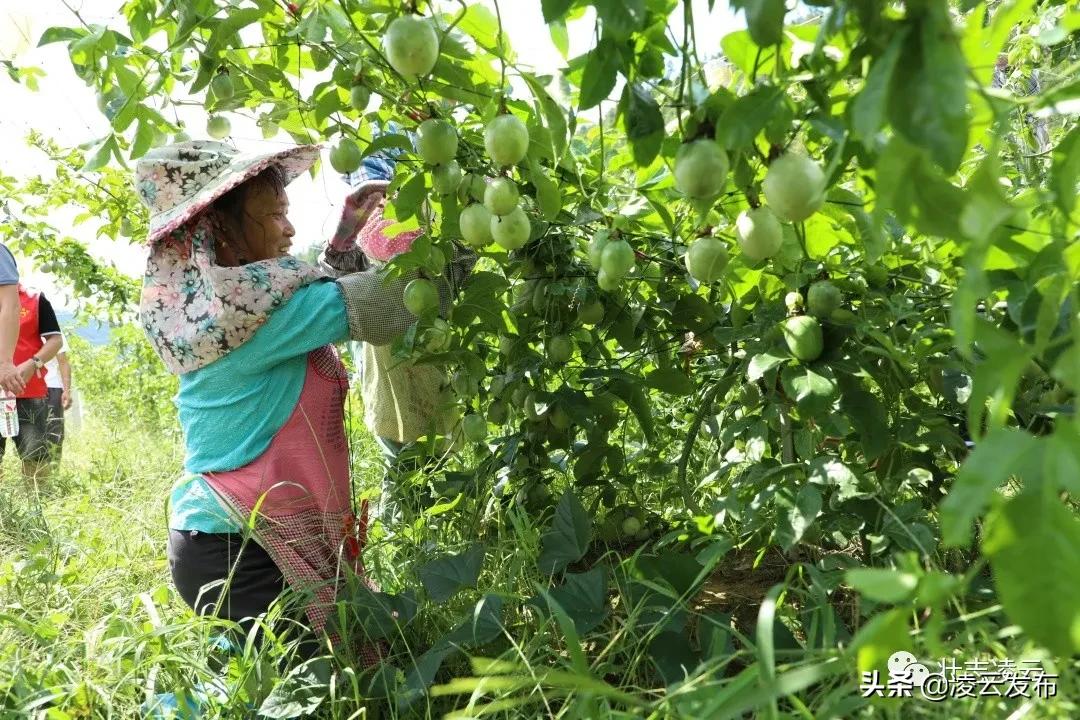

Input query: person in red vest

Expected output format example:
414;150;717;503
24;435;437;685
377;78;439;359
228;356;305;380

1;285;63;485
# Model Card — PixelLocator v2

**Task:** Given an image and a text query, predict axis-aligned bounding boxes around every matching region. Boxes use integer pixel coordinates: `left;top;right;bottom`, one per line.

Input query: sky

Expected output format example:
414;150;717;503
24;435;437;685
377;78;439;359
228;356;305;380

0;0;738;310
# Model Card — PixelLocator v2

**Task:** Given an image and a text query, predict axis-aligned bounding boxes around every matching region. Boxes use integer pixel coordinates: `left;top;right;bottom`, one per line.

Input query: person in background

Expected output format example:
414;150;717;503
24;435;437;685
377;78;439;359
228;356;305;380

0;285;64;484
0;243;26;395
43;332;72;465
337;133;457;530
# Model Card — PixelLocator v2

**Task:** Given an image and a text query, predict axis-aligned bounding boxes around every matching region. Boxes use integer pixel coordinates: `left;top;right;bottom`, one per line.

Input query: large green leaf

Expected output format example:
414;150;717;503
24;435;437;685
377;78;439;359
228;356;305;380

940;427;1043;548
844;568;918;604
417;544;485;603
984;489;1080;656
1051;125;1080;219
593;0;647;40
444;594;505;647
529;566;609;634
715;84;784;151
454;271;510;330
579;40;620;111
538;491;592;574
850;28;906;141
623;83;663;166
837;376;890;461
541;0;576;23
887;8;970;175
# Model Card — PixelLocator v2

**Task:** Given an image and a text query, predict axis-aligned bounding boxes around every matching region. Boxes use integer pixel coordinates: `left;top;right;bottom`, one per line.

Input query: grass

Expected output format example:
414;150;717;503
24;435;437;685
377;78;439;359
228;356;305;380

1;401;1079;719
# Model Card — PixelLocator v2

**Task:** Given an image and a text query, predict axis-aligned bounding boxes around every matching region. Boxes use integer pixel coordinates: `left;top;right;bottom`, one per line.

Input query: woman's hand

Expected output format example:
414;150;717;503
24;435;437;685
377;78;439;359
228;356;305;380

331;182;390;252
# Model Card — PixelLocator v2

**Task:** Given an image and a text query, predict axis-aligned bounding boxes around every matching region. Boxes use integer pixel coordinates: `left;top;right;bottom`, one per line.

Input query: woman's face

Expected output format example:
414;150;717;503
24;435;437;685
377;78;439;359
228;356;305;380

239;184;295;261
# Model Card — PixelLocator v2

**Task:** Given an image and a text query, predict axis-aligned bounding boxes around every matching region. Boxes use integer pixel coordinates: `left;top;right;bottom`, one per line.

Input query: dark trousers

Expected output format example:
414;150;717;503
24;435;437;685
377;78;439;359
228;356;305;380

167;530;319;658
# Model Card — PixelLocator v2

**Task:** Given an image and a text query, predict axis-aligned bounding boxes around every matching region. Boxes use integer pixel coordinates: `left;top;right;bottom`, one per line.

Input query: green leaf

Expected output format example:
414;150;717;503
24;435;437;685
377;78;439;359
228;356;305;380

782;366;837;415
455;271;509;329
716;84;784;150
417;544;485;603
457;4;501;50
645;367;694;396
522;73;569;160
593;0;647;40
392;170;427;220
984;489;1080;656
1051;125;1080;219
850;609;912;675
363;133;413;158
530;567;609;634
743;0;787;48
960;153;1013;243
579;41;620;111
826;188;886;261
845;568;918;604
837;379;890;461
541;0;576;23
887;8;970;174
777;484;821;550
850;28;906;141
444;594;504;647
608;377;656;444
528;160;562;221
82;136;115;171
940;427;1043;548
808;456;859;501
397;646;456;711
538;490;592;574
38;26;86;46
748;352;787;381
549;20;570;58
623;83;664;166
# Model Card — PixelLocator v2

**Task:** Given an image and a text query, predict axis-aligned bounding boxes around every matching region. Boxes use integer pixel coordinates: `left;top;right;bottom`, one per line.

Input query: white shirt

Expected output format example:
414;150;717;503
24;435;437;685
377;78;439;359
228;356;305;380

44;334;67;390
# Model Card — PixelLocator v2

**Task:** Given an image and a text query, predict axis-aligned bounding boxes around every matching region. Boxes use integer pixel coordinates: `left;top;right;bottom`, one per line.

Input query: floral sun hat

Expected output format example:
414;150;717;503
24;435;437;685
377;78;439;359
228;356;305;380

136;140;327;375
135;140;320;244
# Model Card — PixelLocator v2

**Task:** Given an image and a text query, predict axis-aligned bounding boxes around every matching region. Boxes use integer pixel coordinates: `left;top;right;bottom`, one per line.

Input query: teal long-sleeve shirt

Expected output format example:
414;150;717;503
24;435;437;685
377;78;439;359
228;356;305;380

169;280;348;531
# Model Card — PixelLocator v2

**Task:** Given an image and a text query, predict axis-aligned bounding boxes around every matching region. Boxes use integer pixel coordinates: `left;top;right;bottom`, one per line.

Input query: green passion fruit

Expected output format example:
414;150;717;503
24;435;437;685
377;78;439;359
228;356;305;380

431;160;462;195
211;73;234;101
596;268;620;291
416;119;458;165
762;153;826;223
588;229;611;270
484;177;519;216
462;413;487;442
782;315;824;362
578;299;605;325
684;235;729;283
547;334;573;363
329;138;363;174
403;278;439;316
735;206;783;262
674;139;729;199
600;239;635;279
459;203;494;248
490;206;530;250
484;113;530;167
207;115;231;139
349;84;370;112
384;15;440;78
807;280;842;318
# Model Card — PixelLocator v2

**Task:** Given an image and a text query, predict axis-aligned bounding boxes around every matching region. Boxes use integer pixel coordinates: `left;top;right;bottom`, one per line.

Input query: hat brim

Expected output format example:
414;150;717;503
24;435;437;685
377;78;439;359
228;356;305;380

146;144;320;244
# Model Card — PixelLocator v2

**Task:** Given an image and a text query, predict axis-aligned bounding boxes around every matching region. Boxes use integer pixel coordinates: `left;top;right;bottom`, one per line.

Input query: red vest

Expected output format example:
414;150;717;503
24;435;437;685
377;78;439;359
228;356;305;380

15;288;47;399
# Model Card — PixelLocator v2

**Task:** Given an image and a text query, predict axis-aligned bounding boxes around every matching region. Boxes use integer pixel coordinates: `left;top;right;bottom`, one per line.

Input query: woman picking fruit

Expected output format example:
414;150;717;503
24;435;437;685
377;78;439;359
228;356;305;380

134;140;473;660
